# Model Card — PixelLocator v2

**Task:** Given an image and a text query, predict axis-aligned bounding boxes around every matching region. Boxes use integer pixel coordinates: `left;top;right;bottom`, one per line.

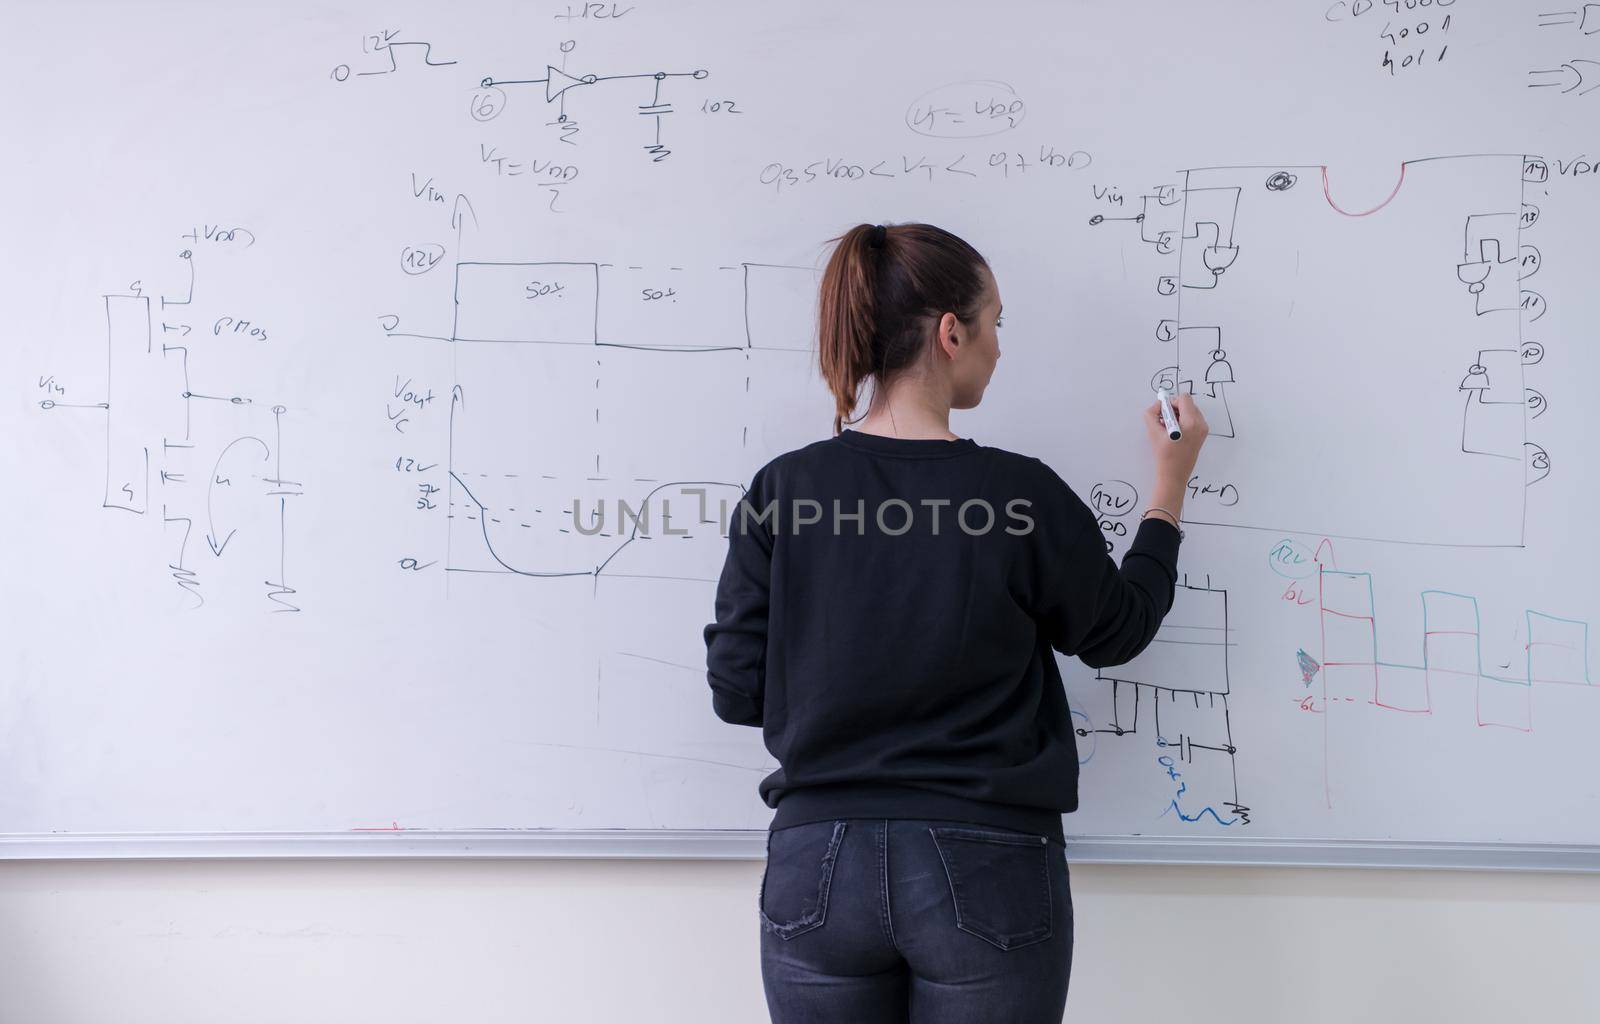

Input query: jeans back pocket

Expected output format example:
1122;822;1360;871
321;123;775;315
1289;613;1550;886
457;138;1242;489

928;825;1053;950
759;820;848;940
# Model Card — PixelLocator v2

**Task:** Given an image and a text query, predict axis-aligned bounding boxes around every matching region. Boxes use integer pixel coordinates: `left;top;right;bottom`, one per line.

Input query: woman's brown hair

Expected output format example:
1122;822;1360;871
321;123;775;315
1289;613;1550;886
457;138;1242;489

817;222;990;434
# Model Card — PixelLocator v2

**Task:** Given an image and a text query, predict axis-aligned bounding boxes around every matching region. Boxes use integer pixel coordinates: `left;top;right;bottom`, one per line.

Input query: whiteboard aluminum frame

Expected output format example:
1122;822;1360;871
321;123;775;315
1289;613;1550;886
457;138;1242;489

1;831;1596;871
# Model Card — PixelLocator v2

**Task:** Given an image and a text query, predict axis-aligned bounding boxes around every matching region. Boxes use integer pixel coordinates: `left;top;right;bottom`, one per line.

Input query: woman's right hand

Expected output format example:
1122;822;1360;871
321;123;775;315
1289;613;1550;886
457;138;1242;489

1143;394;1209;512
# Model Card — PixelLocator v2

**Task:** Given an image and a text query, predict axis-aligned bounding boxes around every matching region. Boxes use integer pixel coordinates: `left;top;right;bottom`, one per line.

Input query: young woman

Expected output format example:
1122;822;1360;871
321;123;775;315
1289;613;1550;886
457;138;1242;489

704;222;1208;1022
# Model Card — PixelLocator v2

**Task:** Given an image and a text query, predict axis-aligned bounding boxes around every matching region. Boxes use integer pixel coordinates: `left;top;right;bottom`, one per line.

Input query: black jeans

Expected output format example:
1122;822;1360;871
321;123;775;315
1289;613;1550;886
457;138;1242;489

758;818;1073;1023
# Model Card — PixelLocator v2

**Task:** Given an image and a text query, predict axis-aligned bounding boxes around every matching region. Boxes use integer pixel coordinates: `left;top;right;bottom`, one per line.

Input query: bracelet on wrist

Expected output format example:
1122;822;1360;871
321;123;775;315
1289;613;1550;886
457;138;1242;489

1142;506;1184;540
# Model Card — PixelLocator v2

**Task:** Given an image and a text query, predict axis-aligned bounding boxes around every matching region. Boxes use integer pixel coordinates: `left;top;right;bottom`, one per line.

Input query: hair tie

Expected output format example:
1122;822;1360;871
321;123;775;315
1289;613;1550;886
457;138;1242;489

867;224;887;249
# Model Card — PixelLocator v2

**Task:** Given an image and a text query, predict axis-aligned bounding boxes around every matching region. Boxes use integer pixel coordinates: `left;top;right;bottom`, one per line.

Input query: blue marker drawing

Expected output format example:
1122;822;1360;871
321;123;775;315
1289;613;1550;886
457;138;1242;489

1155;755;1240;827
1296;648;1321;687
1162;800;1241;827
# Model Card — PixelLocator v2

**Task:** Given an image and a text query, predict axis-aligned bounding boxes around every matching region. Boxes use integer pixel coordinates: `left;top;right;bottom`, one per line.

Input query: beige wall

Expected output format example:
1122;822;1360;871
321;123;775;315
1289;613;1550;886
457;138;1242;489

2;858;1596;1022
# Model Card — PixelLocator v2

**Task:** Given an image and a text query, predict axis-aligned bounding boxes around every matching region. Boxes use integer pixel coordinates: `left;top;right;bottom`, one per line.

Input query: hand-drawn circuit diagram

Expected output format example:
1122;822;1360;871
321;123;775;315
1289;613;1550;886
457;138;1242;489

34;230;302;611
1095;154;1554;549
473;41;710;162
1073;575;1249;828
1081;151;1589;824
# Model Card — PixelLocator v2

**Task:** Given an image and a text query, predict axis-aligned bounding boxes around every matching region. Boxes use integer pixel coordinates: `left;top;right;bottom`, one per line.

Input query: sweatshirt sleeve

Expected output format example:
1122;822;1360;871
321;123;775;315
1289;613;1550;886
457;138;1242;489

703;468;775;727
1022;458;1182;669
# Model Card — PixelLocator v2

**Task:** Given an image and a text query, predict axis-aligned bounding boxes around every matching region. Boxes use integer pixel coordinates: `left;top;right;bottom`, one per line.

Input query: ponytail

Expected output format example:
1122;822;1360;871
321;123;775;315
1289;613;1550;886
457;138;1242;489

816;222;989;434
818;224;883;434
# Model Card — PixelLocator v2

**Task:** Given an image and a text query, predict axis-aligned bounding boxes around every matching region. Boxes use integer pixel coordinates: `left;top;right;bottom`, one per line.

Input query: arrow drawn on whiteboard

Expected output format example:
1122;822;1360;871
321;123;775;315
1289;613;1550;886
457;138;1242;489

452;193;477;251
206;436;270;556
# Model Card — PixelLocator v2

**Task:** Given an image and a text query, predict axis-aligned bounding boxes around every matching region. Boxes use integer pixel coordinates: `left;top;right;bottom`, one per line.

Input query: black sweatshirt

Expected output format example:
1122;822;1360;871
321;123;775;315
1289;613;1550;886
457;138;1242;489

703;429;1181;843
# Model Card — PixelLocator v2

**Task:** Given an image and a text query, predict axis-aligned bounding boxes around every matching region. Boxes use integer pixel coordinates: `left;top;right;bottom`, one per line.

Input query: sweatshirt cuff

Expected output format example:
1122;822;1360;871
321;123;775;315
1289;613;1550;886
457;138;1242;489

711;688;763;727
1127;516;1181;578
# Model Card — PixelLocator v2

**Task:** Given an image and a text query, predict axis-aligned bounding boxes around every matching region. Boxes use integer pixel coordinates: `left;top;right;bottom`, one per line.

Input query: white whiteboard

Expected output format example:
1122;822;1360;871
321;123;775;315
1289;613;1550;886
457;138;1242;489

4;0;1597;866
